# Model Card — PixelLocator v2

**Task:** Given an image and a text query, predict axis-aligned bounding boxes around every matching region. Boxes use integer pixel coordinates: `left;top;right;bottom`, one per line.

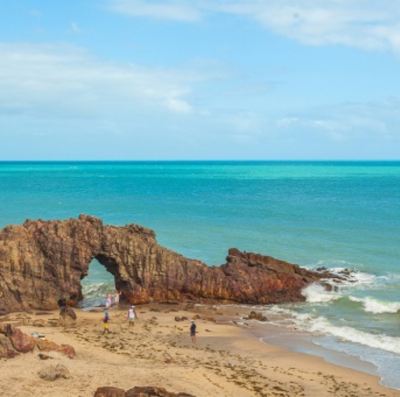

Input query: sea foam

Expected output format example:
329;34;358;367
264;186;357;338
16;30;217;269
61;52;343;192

306;316;400;354
350;296;400;314
301;283;342;303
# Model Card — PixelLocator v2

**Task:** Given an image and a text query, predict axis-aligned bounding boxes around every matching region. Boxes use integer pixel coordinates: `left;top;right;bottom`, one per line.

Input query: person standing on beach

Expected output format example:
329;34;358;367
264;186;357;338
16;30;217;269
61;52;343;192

127;305;137;327
106;293;112;309
57;296;69;326
190;320;197;344
114;291;121;308
103;311;110;334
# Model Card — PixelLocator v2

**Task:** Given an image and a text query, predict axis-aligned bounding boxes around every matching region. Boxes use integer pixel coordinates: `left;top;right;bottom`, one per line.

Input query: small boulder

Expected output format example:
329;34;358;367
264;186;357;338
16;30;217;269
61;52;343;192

38;353;53;360
94;387;125;397
126;386;195;397
38;364;70;381
35;338;76;358
246;311;268;322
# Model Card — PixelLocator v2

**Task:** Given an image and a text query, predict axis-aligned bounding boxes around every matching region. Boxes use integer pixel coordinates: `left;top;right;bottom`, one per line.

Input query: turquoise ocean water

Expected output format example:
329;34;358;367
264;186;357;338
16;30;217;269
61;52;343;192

1;161;399;388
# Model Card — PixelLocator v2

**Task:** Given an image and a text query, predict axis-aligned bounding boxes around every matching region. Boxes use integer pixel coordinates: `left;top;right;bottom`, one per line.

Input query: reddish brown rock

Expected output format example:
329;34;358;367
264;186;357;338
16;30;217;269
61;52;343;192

35;338;76;358
0;215;335;313
94;387;126;397
125;387;195;397
0;324;75;358
0;334;18;358
7;325;35;353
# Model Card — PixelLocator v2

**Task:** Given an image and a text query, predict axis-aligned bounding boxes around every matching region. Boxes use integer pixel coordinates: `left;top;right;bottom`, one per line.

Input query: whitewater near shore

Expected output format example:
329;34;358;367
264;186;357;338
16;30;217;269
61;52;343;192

1;303;399;397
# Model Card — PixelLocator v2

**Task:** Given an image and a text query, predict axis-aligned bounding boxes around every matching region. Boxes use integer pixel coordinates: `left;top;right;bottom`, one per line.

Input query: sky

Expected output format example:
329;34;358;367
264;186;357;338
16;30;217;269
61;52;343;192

1;0;400;160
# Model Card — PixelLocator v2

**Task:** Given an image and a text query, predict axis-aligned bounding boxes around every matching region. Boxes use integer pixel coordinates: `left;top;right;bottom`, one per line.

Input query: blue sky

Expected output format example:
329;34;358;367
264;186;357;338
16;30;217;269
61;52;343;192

1;0;400;160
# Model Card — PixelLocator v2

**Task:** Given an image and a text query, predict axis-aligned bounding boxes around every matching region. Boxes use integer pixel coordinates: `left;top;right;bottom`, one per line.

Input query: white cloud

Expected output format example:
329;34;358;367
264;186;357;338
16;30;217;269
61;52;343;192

222;0;400;52
0;42;198;119
108;0;400;52
108;0;202;21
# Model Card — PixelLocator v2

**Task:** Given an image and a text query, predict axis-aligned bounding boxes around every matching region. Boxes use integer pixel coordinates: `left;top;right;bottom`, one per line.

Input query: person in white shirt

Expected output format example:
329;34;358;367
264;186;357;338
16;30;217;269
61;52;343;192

127;305;137;327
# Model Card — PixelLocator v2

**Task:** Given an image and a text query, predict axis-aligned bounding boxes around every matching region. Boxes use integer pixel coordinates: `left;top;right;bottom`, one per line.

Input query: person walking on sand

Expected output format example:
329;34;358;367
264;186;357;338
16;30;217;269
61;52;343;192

127;305;137;327
114;291;121;308
103;311;110;334
190;319;197;344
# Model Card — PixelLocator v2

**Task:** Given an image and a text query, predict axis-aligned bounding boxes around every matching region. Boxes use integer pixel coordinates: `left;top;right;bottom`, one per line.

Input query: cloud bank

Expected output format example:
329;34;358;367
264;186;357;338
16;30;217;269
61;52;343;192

109;0;400;52
0;42;197;119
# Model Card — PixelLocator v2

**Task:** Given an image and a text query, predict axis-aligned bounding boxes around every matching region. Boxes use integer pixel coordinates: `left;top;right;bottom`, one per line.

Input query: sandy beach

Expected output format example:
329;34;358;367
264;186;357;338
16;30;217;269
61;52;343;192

1;303;399;397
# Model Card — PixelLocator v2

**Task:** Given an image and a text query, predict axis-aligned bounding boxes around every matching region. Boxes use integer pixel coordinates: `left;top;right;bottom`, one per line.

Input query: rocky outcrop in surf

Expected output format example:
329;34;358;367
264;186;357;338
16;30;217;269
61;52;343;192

0;215;333;313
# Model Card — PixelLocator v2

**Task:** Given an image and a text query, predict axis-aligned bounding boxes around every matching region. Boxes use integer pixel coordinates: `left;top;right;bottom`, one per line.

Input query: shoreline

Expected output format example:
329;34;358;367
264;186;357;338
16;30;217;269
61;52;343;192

247;321;378;375
1;303;399;397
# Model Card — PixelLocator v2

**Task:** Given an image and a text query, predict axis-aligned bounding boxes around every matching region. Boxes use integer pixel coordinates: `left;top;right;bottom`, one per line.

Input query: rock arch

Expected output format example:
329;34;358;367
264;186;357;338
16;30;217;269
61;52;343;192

0;215;332;314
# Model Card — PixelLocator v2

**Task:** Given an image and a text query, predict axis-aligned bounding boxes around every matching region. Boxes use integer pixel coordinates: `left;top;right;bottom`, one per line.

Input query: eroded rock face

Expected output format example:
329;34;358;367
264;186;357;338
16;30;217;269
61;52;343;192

0;215;332;313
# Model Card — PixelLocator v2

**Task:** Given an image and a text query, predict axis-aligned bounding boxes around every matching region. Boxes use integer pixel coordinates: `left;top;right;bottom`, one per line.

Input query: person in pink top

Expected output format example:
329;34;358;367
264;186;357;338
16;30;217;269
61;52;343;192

106;293;112;309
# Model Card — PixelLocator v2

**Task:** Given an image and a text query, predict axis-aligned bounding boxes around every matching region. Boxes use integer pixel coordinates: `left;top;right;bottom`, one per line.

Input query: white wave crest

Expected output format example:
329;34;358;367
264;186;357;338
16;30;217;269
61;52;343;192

82;282;114;299
307;316;400;355
350;296;400;314
301;283;341;303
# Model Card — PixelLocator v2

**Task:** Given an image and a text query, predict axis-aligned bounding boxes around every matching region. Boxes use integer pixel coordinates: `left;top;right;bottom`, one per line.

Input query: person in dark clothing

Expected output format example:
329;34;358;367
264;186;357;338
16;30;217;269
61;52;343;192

57;296;68;311
190;320;196;344
57;296;69;326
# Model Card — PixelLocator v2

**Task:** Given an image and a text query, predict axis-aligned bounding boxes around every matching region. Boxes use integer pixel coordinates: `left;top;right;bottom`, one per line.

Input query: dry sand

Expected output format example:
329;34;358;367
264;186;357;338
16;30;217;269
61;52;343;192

1;303;399;397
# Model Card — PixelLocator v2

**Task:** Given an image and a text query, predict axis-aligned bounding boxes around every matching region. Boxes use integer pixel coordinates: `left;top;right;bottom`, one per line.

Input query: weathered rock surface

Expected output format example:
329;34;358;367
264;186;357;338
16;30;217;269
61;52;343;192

35;336;76;358
0;323;76;358
94;386;194;397
126;386;195;397
0;215;334;313
38;364;70;381
94;387;126;397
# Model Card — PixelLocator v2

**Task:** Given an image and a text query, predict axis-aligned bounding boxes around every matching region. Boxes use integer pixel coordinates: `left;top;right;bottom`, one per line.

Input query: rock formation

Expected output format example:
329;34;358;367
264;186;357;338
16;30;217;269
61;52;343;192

0;215;333;313
0;323;76;359
94;386;195;397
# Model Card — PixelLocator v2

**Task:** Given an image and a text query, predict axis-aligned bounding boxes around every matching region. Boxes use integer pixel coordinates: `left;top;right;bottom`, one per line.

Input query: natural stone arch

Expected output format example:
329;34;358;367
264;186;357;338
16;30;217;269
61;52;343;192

0;215;333;314
80;258;118;307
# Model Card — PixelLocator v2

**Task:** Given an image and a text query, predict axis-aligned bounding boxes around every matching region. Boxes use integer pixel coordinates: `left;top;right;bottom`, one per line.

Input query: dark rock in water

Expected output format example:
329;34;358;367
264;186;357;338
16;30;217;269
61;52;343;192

246;311;268;322
0;215;337;313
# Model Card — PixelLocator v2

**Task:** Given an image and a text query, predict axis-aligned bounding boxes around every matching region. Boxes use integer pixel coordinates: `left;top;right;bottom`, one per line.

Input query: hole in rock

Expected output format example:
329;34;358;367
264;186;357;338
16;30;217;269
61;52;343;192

80;258;116;309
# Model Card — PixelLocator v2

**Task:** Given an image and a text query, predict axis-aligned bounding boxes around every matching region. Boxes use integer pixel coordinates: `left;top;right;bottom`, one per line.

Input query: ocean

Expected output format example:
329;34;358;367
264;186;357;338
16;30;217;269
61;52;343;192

0;160;399;389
